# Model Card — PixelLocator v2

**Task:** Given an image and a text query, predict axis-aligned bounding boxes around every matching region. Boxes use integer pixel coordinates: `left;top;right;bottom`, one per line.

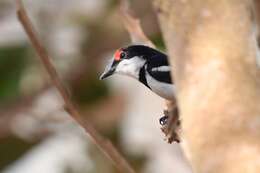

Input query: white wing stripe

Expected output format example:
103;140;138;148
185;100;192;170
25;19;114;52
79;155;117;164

151;66;171;72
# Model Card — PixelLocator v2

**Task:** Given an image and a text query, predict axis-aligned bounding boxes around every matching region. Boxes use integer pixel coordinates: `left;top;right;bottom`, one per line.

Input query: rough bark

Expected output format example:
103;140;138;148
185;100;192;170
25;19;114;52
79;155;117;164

153;0;260;173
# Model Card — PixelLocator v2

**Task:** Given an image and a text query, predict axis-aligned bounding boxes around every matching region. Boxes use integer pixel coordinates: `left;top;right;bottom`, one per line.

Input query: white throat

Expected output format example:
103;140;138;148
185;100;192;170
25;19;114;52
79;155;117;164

115;56;146;79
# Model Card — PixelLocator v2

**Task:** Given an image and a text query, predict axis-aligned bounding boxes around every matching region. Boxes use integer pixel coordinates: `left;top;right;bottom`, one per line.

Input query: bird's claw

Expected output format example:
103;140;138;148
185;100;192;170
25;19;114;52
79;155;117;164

159;115;169;125
160;108;181;143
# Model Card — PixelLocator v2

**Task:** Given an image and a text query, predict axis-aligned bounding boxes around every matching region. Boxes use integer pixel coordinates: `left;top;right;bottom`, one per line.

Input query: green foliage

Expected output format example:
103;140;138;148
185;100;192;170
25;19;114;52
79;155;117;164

72;72;110;106
107;0;118;11
0;46;28;104
0;136;36;169
101;125;147;172
151;34;166;51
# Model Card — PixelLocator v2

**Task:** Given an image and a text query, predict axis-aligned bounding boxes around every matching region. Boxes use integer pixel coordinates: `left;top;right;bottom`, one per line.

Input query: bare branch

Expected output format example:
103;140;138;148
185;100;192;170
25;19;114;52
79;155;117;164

16;1;136;173
119;0;154;48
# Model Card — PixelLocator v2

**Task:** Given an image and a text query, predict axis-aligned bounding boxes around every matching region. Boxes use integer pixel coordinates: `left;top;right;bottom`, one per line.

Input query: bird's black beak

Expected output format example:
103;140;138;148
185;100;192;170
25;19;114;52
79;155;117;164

99;60;118;80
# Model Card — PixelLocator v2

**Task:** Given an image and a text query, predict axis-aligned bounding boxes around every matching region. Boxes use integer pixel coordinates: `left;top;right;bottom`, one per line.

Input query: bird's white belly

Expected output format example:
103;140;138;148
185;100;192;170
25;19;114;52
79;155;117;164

146;72;175;100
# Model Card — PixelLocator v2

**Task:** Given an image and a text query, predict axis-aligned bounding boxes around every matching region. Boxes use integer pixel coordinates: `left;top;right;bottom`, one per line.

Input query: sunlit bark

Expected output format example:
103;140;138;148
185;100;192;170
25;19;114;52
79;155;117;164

153;0;260;172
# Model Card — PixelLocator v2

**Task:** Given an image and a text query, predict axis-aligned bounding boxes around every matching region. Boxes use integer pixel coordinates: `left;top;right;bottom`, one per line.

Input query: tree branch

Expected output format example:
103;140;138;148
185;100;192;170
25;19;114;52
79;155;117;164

119;0;154;47
16;1;136;173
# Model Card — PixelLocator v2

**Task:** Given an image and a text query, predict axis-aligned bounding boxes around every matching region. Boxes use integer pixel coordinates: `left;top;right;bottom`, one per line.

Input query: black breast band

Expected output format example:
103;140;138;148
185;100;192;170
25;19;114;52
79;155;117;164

139;65;151;89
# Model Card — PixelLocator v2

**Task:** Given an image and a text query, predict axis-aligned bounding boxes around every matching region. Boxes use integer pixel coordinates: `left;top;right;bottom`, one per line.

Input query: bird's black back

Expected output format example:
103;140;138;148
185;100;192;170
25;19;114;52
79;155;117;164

146;55;172;84
125;45;173;86
123;45;166;60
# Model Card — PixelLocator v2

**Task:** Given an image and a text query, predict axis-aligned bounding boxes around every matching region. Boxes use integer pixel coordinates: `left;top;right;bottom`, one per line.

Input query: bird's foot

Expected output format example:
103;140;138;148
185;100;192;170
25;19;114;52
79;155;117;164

160;108;181;143
159;115;169;126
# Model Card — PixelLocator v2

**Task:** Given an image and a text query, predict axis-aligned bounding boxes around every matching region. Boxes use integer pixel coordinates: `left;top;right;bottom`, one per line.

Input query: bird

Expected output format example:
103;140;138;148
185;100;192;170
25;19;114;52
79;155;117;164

100;45;175;126
100;45;175;101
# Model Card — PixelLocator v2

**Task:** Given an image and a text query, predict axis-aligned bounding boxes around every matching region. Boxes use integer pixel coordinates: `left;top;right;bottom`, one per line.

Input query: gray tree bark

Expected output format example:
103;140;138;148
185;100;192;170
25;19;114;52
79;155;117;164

153;0;260;173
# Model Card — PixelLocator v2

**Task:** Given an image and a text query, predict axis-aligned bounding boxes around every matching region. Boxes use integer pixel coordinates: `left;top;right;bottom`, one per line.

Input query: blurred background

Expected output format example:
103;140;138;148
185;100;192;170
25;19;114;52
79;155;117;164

0;0;191;173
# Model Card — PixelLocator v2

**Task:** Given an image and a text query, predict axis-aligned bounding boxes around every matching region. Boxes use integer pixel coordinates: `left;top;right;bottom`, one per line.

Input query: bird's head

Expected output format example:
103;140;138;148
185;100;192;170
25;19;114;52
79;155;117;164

100;45;157;80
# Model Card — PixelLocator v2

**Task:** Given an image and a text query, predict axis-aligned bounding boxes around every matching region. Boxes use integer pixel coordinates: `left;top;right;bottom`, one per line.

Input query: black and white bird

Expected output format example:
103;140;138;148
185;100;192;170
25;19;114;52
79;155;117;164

100;45;175;101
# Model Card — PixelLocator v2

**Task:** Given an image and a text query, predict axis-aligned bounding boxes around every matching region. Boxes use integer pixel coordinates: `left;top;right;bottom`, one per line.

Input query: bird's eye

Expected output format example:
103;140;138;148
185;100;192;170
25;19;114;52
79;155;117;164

120;52;126;59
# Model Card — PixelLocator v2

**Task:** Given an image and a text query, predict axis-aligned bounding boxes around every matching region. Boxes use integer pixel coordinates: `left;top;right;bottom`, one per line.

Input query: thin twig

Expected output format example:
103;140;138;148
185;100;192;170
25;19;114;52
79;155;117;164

15;1;136;173
119;0;154;48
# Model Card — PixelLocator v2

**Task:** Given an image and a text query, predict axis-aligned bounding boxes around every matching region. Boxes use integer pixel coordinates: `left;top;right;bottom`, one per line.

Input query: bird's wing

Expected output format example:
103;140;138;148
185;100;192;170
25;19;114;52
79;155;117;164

146;54;173;84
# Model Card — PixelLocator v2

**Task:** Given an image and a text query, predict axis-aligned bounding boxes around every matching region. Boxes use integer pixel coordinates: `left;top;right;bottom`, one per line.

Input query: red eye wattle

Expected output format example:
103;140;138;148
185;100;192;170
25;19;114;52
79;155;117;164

114;49;121;61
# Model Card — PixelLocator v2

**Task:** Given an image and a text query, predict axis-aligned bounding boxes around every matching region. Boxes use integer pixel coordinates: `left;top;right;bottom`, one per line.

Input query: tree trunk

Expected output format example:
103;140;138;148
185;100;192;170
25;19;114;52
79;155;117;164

153;0;260;173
